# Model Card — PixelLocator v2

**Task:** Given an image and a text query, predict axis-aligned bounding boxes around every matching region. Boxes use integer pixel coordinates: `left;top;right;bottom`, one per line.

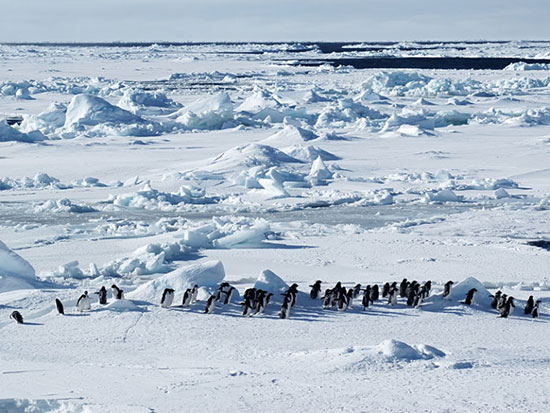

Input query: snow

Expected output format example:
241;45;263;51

1;42;550;412
128;260;225;302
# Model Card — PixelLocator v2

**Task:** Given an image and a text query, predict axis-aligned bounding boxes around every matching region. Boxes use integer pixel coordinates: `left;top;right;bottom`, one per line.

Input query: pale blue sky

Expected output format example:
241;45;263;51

0;0;548;42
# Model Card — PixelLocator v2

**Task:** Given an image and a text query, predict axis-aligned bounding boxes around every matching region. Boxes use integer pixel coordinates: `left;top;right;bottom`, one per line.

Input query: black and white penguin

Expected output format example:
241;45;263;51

190;285;199;304
362;285;372;310
532;300;541;318
182;288;193;307
55;298;64;315
10;311;24;324
413;292;422;308
111;284;124;300
279;297;291;319
382;282;390;298
497;294;507;311
242;296;255;317
406;288;416;306
524;296;535;315
287;284;299;307
371;284;379;301
322;289;332;309
216;282;229;302
204;295;216;314
499;296;515;318
309;280;322;299
462;288;477;306
161;288;175;308
443;281;454;299
399;278;409;298
223;286;236;305
424;280;432;297
353;283;362;299
490;290;502;309
96;286;108;305
388;286;398;306
77;291;91;312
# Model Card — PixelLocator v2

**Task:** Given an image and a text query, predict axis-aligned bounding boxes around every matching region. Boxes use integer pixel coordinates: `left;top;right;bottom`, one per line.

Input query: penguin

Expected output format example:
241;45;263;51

443;281;454;299
309;280;322;299
284;284;298;308
406;288;416;306
190;285;199;304
532;300;541;318
490;290;502;309
371;284;379;301
279;296;291;319
362;286;372;310
10;310;24;324
337;287;348;311
182;288;193;306
524;296;535;315
204;295;216;314
497;294;507;311
353;283;362;299
111;284;124;300
223;286;236;305
255;290;268;315
322;289;332;309
413;292;422;308
382;282;390;298
388;286;398;306
399;278;408;298
161;288;175;308
241;296;255;317
96;286;108;305
499;296;515;318
462;288;477;306
55;298;64;315
424;280;432;297
418;284;427;300
216;282;229;302
76;291;91;312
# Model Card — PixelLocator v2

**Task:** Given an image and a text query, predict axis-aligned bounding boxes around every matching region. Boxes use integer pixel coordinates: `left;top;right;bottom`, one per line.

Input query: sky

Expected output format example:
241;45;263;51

0;0;549;42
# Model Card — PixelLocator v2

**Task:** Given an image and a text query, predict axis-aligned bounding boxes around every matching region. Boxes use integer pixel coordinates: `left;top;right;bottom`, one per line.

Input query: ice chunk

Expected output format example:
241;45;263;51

0;121;46;143
212;220;270;248
374;339;445;361
254;269;289;295
450;277;492;307
0;240;38;292
64;94;143;129
128;260;225;302
308;156;333;185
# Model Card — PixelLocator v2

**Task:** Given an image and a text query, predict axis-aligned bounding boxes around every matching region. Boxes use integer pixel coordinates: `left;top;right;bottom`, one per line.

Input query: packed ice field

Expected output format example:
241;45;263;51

1;41;550;412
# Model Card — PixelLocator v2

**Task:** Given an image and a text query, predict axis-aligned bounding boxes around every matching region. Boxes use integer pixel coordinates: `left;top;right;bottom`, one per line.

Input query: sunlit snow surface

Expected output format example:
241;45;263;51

1;42;550;412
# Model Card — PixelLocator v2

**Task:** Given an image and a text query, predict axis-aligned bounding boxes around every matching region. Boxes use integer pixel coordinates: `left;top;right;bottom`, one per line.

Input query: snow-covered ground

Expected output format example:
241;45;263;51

1;42;549;412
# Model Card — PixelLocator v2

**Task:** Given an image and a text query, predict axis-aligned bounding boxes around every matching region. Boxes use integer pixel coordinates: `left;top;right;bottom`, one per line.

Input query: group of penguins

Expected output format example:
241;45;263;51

8;278;543;324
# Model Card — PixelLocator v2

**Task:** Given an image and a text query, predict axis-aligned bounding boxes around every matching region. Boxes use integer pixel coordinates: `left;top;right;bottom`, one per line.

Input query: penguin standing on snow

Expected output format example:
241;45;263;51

309;280;322;299
362;286;372;310
531;300;541;319
216;282;229;302
205;295;216;314
443;281;454;299
499;296;515;318
424;280;432;297
111;284;124;300
371;284;380;301
497;294;507;311
322;289;332;309
55;298;65;315
255;290;269;315
161;288;175;308
279;296;291;319
399;278;408;298
223;286;236;305
77;291;91;312
462;288;478;306
10;311;24;324
388;286;398;306
96;286;108;305
353;284;362;299
490;290;502;309
524;296;535;315
182;288;193;307
382;282;390;298
190;285;199;304
241;296;255;317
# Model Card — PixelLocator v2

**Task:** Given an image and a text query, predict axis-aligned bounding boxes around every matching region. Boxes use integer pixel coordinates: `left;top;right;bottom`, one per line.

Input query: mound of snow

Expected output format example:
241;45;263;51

64;94;143;129
504;62;550;71
0;240;38;292
0;121;46;143
308;156;333;185
262;125;318;148
109;184;218;210
375;339;445;361
282;144;340;162
494;188;511;199
237;88;281;113
174;93;243;130
257;168;291;198
34;198;96;213
450;277;492;307
118;88;181;115
105;299;145;312
425;189;463;203
128;260;225;302
212;220;270;248
253;269;289;295
207;143;303;172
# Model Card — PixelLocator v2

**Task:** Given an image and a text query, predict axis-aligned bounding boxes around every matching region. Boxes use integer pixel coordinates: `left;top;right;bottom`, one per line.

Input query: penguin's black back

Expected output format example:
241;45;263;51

55;298;64;315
